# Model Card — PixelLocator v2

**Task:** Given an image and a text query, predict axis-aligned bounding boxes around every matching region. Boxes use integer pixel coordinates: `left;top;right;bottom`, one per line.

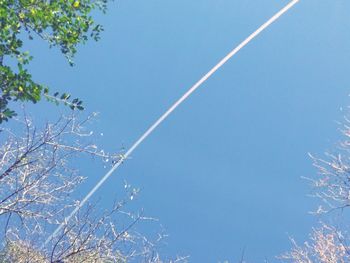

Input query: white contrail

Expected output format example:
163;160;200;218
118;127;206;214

45;0;299;246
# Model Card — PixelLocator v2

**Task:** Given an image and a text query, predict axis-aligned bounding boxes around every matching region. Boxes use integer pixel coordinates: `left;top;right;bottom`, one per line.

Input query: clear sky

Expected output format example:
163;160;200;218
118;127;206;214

22;0;350;261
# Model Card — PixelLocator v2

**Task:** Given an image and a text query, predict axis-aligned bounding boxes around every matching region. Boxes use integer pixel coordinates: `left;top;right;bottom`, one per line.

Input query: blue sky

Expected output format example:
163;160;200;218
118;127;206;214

22;0;350;261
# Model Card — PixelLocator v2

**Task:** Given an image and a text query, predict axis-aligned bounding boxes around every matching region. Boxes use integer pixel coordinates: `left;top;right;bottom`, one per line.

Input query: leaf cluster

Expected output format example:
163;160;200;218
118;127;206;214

0;0;109;123
45;90;84;110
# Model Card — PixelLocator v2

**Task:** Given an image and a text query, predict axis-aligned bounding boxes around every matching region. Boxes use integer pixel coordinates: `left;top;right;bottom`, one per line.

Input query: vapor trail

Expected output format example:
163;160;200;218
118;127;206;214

45;0;299;246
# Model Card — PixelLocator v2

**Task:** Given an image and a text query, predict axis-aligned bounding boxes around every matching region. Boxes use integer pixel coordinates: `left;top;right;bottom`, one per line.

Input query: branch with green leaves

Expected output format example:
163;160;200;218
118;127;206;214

0;0;109;123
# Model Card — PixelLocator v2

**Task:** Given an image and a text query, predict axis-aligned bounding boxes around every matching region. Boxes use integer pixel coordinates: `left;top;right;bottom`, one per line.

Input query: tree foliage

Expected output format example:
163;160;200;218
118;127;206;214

0;0;109;123
282;112;350;262
282;224;350;263
0;113;187;262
